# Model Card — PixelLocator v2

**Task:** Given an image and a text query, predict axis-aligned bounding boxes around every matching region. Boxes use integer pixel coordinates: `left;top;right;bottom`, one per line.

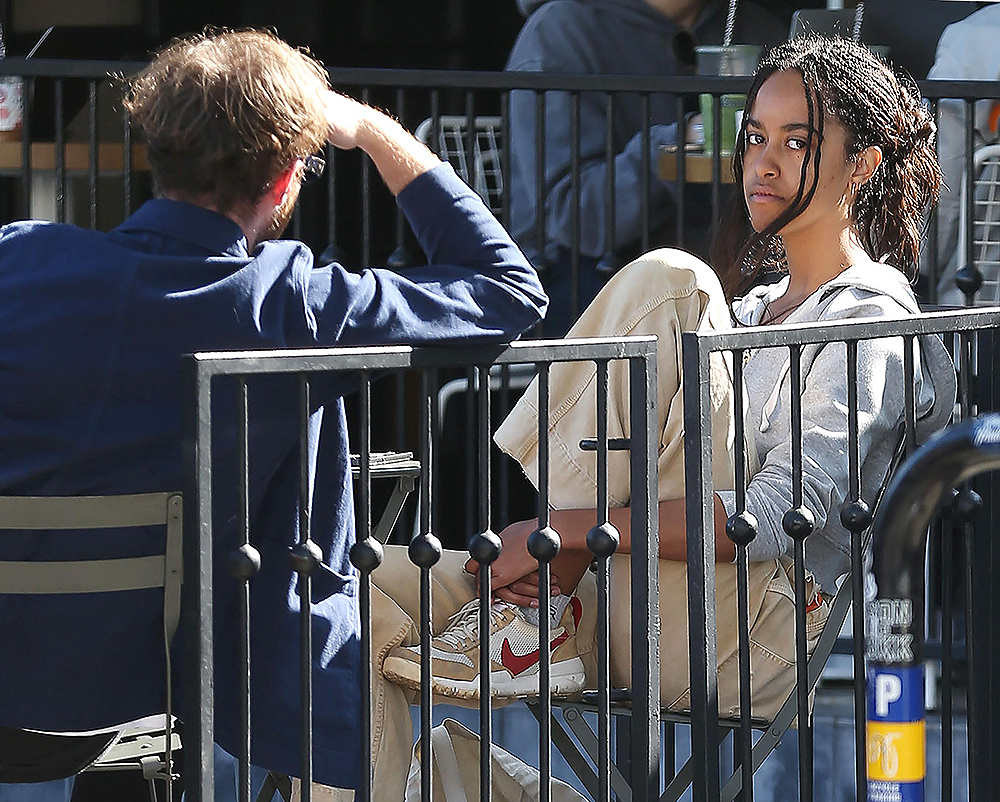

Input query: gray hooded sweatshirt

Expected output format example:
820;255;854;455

726;260;957;593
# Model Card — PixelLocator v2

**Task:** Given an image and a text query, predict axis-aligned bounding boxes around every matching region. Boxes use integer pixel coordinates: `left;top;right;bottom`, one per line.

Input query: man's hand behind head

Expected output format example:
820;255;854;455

324;92;441;196
323;90;373;151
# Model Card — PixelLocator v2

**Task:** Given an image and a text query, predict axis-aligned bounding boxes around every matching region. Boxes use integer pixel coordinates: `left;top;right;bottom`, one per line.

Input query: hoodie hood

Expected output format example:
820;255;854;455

733;259;956;441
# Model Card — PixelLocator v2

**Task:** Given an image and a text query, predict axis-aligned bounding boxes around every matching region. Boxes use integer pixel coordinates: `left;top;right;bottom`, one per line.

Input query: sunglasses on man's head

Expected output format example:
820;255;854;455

301;154;326;184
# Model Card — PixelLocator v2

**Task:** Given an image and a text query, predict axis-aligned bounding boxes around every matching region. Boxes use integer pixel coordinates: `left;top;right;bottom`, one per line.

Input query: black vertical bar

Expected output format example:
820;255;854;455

536;362;552;802
570;92;580;321
357;371;375;802
19;76;31;218
683;333;721;802
663;722;676;784
639;93;650;253
429;91;440;159
595;360;611;802
903;337;917;456
941;514;953;802
182;357;215;802
297;376;313;802
477;364;492;537
418;368;436;802
788;346;813;802
639;92;653;251
847;341;866;799
732;350;753;802
964;501;980;801
711;93;722;230
674;94;686;248
237;378;252;802
957;331;983;799
394;88;407;250
465;89;476;195
465;366;476;537
928;99;940;299
501;91;511;231
122;96;132;217
326;138;337;255
534;91;546;275
88;80;98;230
498;363;511;525
394;372;406;454
54;79;65;224
292;202;302;242
605;93;617;259
476;363;492;802
430;373;441;542
631;350;659;802
682;332;720;802
964;100;976;304
361;87;372;268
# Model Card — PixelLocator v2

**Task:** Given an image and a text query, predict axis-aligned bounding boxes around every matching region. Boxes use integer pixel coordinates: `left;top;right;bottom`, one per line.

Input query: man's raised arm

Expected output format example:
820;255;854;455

323;90;440;196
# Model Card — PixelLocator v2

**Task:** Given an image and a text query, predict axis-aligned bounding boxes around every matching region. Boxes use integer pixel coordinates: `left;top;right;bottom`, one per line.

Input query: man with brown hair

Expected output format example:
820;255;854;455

0;28;546;795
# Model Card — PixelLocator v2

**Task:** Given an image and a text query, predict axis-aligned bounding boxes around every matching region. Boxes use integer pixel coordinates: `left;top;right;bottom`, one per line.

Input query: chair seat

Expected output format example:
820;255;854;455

0;725;117;783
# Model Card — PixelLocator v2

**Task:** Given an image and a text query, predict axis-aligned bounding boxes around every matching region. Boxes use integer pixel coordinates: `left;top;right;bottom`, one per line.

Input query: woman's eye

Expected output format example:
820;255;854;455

747;132;764;146
787;138;808;151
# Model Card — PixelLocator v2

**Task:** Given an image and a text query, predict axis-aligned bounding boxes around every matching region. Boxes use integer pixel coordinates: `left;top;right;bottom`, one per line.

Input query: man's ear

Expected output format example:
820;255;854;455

852;145;883;187
269;161;299;207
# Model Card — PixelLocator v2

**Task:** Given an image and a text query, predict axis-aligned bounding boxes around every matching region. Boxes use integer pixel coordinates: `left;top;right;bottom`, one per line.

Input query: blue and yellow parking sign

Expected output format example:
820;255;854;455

866;665;924;801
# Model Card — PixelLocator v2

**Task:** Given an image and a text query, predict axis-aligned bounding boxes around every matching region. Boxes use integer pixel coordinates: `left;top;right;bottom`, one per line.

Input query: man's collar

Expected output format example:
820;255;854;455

114;198;250;258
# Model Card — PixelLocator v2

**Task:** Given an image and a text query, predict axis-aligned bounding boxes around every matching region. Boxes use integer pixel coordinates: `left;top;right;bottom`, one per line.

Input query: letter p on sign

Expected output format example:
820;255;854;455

875;673;902;717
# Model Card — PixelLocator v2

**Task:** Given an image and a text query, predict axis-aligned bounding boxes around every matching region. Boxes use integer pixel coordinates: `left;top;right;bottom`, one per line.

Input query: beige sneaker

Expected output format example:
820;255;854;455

382;596;585;700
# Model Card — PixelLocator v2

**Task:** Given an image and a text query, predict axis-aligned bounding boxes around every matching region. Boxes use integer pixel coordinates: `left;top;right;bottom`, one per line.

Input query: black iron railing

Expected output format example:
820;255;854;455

182;336;659;802
3;56;1000;801
681;307;1000;802
1;58;998;308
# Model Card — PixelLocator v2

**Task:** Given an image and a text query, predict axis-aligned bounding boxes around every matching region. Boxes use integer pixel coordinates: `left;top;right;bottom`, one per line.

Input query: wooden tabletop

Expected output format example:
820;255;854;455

658;146;735;184
0;141;149;172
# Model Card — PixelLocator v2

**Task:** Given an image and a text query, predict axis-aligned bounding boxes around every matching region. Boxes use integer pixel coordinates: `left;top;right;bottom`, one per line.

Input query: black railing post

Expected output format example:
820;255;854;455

682;331;720;802
181;355;216;802
629;350;659;802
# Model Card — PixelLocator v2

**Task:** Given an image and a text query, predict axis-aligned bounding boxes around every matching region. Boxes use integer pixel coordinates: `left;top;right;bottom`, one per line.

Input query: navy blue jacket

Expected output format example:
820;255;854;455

0;163;546;789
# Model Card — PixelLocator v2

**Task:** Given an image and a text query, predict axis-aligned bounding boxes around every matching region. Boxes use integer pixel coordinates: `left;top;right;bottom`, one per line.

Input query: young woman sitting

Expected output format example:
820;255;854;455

367;35;956;802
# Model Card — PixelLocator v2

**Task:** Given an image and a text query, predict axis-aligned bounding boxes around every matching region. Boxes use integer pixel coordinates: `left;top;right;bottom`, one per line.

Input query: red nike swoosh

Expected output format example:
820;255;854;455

500;629;570;676
500;597;584;676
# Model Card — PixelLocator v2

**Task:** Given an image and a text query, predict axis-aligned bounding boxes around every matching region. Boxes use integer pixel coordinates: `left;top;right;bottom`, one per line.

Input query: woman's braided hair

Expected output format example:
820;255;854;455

711;35;942;299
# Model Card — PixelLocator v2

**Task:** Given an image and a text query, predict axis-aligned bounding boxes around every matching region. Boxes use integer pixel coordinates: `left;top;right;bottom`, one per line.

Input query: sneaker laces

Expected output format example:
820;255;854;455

435;599;519;649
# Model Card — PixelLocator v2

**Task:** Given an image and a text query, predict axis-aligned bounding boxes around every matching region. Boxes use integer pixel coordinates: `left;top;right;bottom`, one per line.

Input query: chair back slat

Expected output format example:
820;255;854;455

0;556;167;595
0;492;177;530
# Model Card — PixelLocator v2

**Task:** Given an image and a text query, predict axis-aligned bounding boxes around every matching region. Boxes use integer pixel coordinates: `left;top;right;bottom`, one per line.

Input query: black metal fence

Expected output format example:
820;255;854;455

182;336;659;802
2;57;998;310
681;307;1000;802
179;307;1000;802
4;57;1000;801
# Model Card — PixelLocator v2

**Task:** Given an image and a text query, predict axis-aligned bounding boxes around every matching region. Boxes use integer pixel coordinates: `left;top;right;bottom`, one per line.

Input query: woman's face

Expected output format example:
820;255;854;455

742;69;857;238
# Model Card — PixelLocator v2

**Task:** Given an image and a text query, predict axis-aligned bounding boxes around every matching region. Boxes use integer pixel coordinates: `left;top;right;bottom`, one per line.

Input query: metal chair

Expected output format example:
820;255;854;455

956;143;1000;304
0;492;183;802
414;115;504;215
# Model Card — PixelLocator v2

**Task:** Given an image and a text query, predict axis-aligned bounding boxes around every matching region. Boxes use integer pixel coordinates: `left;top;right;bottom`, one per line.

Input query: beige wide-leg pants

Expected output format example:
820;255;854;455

363;249;827;802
